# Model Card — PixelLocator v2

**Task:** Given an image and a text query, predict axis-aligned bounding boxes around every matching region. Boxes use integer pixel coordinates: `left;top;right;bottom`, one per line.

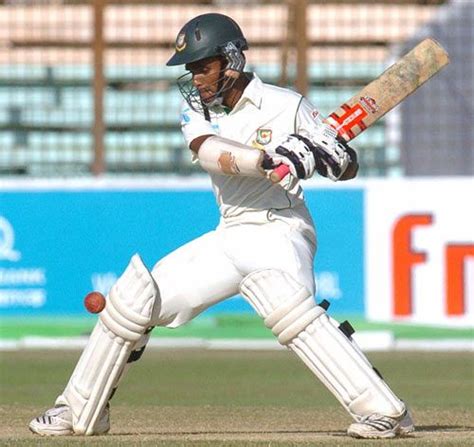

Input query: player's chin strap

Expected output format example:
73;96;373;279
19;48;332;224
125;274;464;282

57;254;160;435
240;269;406;421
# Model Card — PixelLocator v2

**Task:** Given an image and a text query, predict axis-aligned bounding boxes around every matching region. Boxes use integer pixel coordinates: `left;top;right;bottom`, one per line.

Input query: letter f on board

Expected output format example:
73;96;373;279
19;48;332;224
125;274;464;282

392;214;432;316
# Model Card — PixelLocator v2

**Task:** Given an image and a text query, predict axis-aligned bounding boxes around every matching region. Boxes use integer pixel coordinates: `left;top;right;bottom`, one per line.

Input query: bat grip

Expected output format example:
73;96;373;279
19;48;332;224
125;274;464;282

269;164;290;183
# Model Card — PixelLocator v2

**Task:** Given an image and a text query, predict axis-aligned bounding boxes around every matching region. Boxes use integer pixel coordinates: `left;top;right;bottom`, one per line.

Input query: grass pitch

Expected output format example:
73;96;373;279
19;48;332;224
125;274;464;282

0;349;473;446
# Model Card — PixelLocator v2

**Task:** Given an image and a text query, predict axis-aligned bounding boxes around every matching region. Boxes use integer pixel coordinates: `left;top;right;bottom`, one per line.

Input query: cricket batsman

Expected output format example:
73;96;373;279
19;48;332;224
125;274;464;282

30;13;414;439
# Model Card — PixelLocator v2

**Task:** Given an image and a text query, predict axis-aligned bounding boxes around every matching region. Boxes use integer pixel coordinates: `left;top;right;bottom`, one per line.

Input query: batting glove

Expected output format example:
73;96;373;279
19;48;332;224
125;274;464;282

265;134;317;179
308;123;350;181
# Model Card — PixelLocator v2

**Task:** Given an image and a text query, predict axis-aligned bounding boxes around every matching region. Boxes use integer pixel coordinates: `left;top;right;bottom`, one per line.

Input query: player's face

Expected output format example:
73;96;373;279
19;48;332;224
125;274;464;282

185;57;225;104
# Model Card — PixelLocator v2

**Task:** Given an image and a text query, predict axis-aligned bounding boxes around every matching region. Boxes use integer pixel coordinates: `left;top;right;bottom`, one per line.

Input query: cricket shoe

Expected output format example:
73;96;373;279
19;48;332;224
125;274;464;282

347;410;415;439
29;404;110;436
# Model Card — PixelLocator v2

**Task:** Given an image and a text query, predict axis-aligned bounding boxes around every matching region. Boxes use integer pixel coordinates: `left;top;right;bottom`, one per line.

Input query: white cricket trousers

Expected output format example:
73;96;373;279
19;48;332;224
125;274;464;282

150;205;317;328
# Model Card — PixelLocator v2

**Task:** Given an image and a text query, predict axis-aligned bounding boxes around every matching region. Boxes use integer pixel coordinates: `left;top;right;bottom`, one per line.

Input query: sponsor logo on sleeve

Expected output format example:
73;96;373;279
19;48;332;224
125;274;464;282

181;112;191;124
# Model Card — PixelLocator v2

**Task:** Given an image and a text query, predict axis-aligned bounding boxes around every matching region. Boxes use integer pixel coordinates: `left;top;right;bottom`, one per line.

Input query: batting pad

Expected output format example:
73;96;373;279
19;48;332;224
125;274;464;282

59;254;159;435
240;269;405;421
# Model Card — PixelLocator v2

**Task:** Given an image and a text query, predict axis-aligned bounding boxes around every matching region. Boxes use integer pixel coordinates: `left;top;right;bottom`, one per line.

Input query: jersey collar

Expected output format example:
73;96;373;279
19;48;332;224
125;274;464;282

231;72;263;111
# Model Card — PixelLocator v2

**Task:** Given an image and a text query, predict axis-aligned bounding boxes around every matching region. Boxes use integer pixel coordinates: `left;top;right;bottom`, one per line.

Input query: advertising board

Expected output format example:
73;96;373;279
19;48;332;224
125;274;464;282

0;179;364;318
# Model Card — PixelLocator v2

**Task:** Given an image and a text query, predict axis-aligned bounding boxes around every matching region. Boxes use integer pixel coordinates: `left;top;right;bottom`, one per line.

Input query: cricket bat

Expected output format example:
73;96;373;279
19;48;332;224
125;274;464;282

270;38;450;182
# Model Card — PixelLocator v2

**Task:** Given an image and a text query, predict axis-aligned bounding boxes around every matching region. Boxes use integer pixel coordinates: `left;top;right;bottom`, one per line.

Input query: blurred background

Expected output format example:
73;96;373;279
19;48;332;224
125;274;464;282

0;0;472;349
0;0;472;177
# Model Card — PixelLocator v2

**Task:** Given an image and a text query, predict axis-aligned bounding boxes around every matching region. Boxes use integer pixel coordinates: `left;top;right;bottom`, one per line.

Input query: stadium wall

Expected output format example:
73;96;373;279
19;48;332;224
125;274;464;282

0;178;472;328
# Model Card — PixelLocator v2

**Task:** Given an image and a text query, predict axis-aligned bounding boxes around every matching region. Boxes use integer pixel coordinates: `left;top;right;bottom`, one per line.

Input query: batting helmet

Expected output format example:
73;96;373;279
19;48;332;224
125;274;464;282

166;13;248;70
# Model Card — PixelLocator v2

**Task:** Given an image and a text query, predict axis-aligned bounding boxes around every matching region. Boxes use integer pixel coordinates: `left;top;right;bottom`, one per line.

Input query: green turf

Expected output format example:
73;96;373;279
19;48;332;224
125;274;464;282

0;350;473;445
1;314;473;340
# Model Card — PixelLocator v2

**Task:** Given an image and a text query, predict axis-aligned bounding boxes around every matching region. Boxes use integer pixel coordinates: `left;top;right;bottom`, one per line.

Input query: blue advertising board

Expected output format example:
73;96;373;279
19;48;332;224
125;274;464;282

0;181;364;317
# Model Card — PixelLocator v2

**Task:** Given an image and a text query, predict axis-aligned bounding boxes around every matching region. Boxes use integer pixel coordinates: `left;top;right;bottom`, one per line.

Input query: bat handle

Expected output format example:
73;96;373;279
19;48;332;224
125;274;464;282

269;164;291;183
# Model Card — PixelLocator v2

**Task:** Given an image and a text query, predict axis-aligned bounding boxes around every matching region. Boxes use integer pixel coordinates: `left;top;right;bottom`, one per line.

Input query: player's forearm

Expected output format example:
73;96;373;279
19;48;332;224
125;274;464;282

196;135;266;177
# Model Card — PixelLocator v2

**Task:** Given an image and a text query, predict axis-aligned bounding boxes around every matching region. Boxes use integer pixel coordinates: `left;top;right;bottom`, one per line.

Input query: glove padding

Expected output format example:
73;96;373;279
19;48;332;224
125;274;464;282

265;125;352;181
307;123;351;181
315;138;358;180
265;134;317;180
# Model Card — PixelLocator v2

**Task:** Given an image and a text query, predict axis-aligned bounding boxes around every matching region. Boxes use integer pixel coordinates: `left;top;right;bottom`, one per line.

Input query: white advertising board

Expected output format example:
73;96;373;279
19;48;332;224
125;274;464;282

365;178;474;327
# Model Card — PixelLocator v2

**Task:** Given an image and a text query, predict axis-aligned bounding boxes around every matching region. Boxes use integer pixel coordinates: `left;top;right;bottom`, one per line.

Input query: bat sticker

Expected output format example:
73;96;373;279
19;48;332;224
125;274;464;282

329;103;368;139
360;96;379;114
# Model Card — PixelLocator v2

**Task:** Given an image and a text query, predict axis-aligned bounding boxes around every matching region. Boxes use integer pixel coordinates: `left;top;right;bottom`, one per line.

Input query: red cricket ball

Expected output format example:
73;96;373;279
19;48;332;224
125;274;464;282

84;291;106;314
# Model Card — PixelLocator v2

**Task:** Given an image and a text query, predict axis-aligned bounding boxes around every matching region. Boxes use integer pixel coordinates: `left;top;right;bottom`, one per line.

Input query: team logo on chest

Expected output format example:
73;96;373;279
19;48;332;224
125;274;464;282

255;128;272;145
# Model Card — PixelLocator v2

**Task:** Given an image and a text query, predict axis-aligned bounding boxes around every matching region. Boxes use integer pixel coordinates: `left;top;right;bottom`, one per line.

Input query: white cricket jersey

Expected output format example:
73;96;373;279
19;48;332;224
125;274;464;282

180;73;324;219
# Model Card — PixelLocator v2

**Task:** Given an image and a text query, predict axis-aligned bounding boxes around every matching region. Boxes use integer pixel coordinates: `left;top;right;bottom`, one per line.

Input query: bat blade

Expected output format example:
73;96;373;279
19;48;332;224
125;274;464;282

270;38;450;182
326;38;450;142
